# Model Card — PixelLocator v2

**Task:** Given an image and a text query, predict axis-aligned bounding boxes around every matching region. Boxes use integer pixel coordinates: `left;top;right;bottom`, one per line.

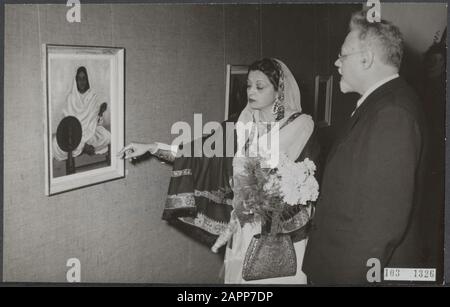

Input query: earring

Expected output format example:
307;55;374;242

272;98;285;121
272;98;279;114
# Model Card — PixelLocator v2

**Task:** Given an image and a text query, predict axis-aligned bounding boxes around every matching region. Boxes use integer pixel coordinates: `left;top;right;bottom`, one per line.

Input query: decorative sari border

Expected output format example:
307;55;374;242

194;189;233;206
172;169;192;177
179;212;228;235
234;205;311;234
165;192;196;209
165;189;233;210
280;206;310;233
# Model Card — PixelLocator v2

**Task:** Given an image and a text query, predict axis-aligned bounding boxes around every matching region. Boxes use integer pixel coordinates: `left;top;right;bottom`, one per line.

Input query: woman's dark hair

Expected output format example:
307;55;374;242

248;58;281;90
76;66;88;78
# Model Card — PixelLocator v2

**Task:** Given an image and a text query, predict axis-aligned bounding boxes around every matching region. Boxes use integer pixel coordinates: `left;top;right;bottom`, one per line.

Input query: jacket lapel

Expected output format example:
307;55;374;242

326;77;405;163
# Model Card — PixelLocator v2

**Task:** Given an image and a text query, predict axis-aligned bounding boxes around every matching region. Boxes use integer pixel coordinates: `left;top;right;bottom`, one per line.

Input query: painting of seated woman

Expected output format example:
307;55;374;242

44;45;124;195
52;66;111;178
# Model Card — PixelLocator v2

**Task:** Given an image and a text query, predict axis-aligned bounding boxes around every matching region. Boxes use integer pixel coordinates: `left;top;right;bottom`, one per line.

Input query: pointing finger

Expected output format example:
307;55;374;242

117;145;133;157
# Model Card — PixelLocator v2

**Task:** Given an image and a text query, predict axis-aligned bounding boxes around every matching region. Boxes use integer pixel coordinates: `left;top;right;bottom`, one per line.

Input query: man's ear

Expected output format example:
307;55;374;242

361;50;375;69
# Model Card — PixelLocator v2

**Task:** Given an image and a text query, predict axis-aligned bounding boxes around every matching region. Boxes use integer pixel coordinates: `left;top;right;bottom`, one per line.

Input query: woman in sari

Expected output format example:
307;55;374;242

119;58;319;284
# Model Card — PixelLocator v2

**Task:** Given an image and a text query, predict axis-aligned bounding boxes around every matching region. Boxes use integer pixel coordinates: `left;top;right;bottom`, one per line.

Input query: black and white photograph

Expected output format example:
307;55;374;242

1;1;448;287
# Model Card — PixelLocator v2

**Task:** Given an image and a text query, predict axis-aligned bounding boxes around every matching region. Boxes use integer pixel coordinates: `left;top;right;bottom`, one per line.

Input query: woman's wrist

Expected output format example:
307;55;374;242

153;148;176;163
148;143;158;154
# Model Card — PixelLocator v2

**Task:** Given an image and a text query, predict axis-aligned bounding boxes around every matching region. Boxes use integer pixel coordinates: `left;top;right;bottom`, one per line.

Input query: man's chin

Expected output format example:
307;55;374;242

339;79;353;93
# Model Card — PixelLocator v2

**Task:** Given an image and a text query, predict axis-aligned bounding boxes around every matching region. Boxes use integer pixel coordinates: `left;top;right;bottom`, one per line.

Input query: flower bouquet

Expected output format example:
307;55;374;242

211;153;319;280
234;153;319;229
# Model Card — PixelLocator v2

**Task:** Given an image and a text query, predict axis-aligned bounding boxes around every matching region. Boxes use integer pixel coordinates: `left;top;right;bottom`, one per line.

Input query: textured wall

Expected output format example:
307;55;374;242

4;4;259;283
382;3;447;54
382;3;447;89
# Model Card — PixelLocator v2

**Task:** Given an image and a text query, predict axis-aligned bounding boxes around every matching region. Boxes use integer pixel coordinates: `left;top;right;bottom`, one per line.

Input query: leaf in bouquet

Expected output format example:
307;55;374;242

234;199;256;226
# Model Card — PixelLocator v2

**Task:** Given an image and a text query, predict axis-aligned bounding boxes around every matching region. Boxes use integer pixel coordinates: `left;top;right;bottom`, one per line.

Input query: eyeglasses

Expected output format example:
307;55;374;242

337;50;365;62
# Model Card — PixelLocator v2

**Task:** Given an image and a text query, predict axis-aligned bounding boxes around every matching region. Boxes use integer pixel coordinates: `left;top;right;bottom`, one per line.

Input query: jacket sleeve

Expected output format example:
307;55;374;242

355;104;422;269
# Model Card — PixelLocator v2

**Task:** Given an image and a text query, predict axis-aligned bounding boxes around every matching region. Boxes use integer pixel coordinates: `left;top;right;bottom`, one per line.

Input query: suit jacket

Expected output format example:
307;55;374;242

302;77;430;285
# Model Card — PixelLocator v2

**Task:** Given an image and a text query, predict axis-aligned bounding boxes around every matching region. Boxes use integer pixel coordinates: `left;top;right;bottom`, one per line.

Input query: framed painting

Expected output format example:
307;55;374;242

314;75;333;127
224;64;248;121
43;44;125;195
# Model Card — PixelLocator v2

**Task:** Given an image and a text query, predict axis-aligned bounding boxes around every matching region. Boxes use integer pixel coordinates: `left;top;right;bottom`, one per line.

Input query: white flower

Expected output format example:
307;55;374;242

275;157;319;206
303;158;317;174
263;174;280;193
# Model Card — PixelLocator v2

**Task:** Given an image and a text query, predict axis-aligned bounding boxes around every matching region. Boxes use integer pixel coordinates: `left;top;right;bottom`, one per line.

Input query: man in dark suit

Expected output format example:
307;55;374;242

302;11;431;285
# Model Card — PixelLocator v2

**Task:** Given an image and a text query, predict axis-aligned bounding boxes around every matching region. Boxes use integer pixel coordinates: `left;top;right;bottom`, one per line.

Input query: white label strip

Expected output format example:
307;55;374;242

383;268;436;281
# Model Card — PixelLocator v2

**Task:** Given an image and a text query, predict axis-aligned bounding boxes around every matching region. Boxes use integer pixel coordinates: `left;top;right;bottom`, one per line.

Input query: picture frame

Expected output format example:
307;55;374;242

314;75;333;127
224;64;248;121
43;44;125;196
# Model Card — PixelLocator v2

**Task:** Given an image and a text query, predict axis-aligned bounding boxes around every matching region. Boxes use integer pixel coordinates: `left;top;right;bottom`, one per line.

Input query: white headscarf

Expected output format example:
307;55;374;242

234;58;304;160
236;58;302;126
63;67;101;144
